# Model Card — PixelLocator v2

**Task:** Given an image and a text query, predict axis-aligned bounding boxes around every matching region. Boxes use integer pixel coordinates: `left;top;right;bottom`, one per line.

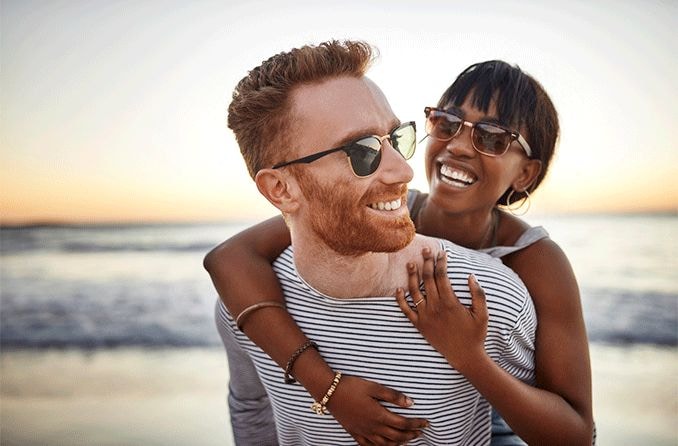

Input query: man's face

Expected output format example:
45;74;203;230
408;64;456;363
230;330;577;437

288;76;415;256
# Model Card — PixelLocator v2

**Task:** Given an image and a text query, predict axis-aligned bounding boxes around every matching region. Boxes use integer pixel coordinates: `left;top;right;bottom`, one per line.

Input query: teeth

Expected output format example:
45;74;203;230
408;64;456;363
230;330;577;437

369;198;402;211
440;165;475;185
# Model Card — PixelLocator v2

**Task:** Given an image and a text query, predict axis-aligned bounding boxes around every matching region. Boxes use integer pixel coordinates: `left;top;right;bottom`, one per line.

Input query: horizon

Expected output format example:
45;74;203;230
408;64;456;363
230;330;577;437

2;208;677;229
2;0;677;223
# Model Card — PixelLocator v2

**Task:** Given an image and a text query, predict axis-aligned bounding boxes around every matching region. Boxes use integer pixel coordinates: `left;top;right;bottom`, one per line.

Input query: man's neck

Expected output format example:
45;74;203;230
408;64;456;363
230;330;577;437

291;233;440;298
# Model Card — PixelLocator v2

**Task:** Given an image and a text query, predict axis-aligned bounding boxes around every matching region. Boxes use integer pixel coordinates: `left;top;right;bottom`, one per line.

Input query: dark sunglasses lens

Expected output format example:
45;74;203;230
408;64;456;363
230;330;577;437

427;111;462;140
348;137;381;176
474;123;512;155
391;123;416;159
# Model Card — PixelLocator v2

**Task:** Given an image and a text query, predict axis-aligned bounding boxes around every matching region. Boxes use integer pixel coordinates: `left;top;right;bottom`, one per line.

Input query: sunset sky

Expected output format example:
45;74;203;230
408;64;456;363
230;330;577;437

1;0;676;224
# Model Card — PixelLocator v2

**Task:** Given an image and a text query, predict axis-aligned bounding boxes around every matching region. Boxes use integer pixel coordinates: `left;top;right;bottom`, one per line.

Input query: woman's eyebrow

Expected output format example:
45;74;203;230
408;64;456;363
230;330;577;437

446;106;507;127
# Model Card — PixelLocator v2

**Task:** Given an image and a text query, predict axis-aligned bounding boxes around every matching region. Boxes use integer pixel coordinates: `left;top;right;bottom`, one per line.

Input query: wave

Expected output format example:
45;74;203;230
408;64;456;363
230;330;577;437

582;288;678;346
1;241;217;254
61;242;217;253
1;288;675;350
0;224;232;254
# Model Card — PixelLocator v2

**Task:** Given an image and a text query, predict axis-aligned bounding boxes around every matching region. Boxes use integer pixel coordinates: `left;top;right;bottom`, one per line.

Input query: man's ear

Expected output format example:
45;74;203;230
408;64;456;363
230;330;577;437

512;159;542;192
254;168;301;213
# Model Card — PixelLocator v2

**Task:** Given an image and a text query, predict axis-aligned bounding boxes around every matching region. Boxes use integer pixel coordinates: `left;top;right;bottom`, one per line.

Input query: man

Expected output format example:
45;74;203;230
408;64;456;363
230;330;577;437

214;40;536;445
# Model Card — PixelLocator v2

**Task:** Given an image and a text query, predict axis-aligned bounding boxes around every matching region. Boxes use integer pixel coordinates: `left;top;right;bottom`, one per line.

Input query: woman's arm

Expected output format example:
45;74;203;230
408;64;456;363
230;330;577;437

502;238;594;444
396;247;594;445
204;216;427;445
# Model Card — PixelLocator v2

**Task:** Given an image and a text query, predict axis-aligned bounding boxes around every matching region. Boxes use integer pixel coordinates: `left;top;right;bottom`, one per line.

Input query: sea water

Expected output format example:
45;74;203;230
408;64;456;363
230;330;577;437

1;214;677;446
1;214;676;349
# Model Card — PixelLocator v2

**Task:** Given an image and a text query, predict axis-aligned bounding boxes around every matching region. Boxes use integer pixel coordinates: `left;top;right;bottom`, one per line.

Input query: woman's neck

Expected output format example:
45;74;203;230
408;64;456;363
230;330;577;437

416;199;500;250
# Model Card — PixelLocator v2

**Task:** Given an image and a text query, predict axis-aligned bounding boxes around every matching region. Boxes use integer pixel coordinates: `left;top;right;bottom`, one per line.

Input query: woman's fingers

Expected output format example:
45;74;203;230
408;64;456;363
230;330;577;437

433;249;452;299
468;274;488;324
395;287;418;325
421;247;439;310
407;262;422;299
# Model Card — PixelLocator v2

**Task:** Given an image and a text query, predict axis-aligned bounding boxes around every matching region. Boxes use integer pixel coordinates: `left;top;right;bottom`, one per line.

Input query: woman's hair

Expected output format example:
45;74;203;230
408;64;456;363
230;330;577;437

437;60;559;204
227;40;375;178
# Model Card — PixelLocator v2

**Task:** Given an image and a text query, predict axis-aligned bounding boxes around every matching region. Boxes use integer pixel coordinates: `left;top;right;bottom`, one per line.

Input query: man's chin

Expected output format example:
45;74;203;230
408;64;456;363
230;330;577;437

331;217;415;256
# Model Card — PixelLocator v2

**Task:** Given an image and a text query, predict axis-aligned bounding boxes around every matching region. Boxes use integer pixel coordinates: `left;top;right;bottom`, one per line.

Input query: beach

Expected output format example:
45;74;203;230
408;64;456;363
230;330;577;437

1;344;676;446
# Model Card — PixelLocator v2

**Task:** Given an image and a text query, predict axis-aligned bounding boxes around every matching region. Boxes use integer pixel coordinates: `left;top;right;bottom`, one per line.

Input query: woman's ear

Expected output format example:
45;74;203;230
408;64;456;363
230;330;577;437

254;168;301;213
512;159;542;192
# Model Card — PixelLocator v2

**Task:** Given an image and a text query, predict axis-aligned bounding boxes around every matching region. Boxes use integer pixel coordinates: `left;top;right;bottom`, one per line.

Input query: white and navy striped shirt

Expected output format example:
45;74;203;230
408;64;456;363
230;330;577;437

217;239;536;445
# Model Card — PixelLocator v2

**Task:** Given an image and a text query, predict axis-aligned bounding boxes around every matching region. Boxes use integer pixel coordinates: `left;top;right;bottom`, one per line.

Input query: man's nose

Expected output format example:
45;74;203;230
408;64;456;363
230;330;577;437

378;139;414;184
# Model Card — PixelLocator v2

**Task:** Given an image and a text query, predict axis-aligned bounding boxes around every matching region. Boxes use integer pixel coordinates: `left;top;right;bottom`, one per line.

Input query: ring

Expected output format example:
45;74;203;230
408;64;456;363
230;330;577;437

414;298;425;307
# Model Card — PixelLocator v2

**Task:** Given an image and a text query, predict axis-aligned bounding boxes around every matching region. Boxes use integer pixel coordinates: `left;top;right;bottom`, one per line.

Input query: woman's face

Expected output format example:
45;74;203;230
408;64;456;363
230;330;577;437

424;96;538;215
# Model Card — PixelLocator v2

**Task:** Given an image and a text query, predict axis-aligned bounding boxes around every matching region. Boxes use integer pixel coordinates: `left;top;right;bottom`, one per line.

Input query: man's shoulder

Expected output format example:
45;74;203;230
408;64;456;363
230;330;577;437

437;238;529;299
411;234;503;266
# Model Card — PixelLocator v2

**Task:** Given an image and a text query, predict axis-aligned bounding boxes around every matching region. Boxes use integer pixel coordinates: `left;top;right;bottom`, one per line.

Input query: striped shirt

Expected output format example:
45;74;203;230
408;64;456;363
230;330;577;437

217;239;536;445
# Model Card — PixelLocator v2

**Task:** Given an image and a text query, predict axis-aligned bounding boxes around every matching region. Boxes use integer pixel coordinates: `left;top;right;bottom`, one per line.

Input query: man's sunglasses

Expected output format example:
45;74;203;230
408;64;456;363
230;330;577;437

424;107;532;157
272;121;417;177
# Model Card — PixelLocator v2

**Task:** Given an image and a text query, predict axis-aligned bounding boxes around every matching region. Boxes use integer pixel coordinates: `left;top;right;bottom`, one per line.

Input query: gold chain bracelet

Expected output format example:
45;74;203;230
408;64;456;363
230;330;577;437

310;371;342;415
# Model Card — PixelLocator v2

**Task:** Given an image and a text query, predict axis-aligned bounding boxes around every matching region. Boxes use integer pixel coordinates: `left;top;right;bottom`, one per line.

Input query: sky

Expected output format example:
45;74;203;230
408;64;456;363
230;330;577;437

1;0;676;224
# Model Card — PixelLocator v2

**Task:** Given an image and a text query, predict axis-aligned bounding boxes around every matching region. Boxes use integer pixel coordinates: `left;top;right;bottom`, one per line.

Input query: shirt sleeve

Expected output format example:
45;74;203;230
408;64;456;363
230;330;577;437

215;300;279;446
495;294;537;385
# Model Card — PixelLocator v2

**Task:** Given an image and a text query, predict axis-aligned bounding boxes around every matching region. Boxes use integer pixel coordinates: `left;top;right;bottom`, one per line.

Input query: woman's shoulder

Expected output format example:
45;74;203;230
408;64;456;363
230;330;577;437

407;188;429;219
481;211;550;259
497;212;537;245
498;214;573;279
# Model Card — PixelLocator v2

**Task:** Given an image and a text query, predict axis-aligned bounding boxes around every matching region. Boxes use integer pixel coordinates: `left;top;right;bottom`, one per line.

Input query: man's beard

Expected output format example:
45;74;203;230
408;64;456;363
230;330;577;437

296;170;415;257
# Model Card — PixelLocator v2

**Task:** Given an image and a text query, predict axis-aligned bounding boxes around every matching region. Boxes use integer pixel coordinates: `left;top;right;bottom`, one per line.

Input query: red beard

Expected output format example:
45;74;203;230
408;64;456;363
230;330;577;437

297;171;415;256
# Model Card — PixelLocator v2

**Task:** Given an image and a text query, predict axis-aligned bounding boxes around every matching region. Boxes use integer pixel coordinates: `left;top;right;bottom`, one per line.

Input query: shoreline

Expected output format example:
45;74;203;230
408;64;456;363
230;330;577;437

1;344;676;445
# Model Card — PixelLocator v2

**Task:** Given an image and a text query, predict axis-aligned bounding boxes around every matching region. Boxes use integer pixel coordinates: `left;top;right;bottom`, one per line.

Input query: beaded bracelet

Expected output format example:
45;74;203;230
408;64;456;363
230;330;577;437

311;371;342;415
284;340;319;384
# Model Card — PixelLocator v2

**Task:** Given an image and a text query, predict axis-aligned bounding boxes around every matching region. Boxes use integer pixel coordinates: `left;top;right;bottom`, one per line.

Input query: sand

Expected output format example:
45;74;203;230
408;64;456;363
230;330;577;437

1;344;676;445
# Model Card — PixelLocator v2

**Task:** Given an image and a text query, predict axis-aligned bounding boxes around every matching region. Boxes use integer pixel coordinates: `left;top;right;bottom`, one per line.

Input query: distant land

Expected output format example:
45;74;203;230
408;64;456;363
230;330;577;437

1;209;676;230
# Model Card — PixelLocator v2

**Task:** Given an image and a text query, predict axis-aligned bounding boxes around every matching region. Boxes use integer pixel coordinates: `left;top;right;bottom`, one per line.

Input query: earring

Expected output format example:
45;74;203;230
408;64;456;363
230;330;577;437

503;189;531;216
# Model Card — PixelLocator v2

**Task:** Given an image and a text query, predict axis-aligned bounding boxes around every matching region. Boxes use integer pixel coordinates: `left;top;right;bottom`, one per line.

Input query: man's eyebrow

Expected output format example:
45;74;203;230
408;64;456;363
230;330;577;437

333;119;401;147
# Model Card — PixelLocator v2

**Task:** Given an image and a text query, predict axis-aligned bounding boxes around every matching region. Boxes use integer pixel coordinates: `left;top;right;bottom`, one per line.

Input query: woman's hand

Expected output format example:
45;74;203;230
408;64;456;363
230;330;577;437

395;248;488;373
327;375;428;445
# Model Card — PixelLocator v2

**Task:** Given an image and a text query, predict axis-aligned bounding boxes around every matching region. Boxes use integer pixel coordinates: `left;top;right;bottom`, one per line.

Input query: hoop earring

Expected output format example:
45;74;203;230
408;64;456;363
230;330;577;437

503;189;531;216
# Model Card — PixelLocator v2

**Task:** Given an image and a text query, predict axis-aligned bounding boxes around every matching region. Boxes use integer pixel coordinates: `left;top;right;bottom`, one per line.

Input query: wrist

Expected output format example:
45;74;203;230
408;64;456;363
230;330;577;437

293;348;336;401
310;371;342;415
284;340;318;384
447;347;491;377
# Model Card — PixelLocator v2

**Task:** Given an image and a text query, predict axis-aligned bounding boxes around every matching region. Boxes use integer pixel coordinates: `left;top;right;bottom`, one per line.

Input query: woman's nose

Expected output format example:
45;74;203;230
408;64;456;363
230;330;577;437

445;126;477;157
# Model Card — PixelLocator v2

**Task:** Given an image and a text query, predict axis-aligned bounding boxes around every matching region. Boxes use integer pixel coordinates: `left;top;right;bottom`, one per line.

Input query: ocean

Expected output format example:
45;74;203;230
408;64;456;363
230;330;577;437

1;214;677;349
1;215;677;445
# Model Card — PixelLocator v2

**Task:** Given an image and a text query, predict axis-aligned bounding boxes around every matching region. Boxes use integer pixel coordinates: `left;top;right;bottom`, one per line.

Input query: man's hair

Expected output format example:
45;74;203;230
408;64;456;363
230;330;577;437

228;40;375;178
437;60;559;204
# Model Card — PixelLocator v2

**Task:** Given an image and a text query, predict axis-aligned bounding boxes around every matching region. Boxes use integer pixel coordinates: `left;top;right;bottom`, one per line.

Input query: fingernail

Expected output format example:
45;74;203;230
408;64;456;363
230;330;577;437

405;397;414;406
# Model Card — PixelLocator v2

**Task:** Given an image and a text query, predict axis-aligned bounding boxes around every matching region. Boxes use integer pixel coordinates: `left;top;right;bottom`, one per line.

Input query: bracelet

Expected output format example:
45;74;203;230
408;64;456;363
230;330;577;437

310;371;342;415
284;340;318;384
235;301;286;330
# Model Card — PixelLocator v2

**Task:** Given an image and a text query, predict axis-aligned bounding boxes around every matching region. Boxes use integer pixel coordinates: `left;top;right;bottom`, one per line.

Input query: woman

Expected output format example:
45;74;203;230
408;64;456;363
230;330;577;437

205;60;594;445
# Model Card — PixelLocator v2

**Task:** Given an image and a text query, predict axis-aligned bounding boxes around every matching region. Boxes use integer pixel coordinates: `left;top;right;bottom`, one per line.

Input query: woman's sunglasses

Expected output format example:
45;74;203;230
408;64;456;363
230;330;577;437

272;121;417;177
424;107;532;157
